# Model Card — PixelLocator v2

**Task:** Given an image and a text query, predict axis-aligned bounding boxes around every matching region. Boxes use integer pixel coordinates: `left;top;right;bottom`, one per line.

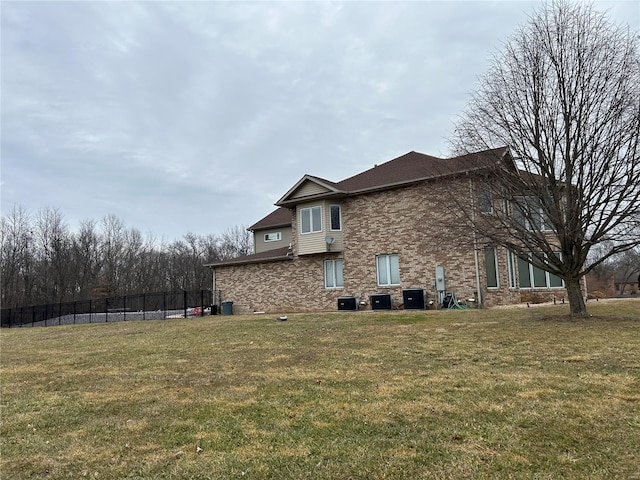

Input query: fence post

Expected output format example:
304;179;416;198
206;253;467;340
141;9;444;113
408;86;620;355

124;295;127;322
143;293;146;320
163;292;167;320
105;297;109;323
200;290;204;316
183;290;188;319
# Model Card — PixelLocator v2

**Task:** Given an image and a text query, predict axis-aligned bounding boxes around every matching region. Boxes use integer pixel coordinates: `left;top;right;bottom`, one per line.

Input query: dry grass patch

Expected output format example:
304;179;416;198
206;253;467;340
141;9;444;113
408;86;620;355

1;299;639;479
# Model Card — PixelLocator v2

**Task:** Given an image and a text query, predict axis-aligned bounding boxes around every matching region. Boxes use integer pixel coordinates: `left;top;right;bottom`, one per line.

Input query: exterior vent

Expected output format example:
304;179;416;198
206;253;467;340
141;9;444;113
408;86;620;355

370;294;392;310
403;289;425;310
337;297;357;311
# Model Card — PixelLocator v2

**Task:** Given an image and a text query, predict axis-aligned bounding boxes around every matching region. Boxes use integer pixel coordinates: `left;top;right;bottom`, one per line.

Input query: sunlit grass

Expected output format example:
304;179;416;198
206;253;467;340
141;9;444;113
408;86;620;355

1;299;639;479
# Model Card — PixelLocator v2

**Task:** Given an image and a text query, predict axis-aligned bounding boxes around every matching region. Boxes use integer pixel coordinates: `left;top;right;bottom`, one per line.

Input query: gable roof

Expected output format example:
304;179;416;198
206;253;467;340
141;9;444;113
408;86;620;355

276;146;510;206
275;174;346;206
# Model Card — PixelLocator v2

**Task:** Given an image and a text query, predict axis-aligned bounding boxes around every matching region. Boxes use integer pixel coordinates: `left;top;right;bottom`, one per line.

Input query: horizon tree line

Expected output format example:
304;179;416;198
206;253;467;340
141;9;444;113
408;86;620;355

0;204;252;309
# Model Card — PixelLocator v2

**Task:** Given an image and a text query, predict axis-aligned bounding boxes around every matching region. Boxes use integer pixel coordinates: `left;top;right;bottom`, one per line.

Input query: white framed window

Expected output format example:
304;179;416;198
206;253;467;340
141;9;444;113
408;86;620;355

376;254;400;286
484;247;499;288
507;251;517;288
330;205;342;231
300;206;322;234
513;251;565;289
264;232;282;242
324;259;344;288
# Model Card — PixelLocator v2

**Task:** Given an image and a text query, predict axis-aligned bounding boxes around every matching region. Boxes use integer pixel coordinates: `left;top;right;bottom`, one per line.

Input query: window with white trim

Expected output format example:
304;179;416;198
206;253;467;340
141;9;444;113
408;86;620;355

485;247;499;288
513;251;565;288
324;259;344;288
300;206;322;234
330;205;342;231
264;232;282;242
507;250;517;288
376;254;400;286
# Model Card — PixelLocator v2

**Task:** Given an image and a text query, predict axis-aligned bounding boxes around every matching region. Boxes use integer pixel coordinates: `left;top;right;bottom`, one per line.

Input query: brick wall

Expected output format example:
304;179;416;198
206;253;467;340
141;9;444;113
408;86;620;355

215;176;572;313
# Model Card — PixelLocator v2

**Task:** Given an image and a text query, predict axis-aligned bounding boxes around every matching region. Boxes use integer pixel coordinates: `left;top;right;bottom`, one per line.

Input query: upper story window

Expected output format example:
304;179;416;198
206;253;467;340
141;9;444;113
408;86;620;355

377;254;400;286
264;232;282;242
300;206;322;234
478;184;493;214
513;196;552;232
330;205;342;231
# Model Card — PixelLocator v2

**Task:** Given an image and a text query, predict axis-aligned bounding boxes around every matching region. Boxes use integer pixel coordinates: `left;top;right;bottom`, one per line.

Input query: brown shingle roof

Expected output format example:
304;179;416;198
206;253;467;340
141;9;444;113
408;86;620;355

248;207;292;231
336;146;509;193
205;245;292;267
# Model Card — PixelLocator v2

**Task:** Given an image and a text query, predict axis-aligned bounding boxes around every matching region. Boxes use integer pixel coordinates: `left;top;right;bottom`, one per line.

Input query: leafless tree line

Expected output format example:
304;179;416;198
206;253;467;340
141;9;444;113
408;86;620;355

0;204;252;309
588;244;640;295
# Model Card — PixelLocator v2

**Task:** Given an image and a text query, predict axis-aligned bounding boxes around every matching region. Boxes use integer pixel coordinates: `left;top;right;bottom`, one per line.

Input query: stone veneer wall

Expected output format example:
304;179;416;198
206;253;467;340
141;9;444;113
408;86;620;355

215;176;574;313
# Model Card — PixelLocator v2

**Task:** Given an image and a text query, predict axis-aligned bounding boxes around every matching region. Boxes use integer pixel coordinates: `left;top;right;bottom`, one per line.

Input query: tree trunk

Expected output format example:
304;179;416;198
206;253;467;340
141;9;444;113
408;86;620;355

566;276;588;317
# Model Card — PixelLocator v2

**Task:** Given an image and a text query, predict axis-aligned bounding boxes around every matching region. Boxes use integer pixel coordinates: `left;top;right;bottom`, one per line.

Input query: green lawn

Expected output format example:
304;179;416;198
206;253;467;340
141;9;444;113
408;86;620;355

1;299;639;479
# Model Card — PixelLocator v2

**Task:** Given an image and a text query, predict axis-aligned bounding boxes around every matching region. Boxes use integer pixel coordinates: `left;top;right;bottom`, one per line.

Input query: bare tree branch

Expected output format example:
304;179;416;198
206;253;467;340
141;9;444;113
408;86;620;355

450;1;640;316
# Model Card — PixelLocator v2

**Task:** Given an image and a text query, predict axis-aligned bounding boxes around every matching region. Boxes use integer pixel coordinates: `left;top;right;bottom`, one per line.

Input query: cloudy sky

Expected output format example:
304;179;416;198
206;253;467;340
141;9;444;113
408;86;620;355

2;1;638;241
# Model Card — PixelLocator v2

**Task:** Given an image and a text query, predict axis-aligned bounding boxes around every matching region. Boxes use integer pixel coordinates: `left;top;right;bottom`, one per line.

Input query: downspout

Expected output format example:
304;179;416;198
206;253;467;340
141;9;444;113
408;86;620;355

473;244;482;307
211;266;217;308
470;178;483;307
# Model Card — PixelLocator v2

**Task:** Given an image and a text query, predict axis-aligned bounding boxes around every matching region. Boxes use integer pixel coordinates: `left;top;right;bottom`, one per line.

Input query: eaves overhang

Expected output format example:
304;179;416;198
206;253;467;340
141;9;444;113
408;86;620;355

275;174;346;207
275;190;348;207
248;221;292;232
204;246;293;268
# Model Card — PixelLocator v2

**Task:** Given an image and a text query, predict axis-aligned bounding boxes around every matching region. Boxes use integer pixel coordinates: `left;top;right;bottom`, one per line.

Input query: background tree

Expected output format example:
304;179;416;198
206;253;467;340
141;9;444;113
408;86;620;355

0;205;34;307
219;225;253;258
451;1;639;316
70;219;101;299
612;247;640;295
1;204;254;309
34;207;72;303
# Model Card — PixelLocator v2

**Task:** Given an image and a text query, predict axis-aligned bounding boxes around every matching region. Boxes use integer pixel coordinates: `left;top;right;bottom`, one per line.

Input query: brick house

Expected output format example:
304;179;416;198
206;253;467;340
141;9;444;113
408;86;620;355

206;147;573;314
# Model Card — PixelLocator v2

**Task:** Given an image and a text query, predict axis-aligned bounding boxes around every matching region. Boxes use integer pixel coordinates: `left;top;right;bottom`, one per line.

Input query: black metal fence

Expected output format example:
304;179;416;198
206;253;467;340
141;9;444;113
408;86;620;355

1;290;220;328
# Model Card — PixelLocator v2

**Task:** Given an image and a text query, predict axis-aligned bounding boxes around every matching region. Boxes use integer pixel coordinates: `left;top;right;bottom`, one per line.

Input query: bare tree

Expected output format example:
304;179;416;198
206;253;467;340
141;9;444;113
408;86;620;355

451;1;639;316
71;219;101;298
1;203;253;308
612;247;640;295
34;207;73;303
219;225;253;259
0;205;34;308
97;214;126;297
